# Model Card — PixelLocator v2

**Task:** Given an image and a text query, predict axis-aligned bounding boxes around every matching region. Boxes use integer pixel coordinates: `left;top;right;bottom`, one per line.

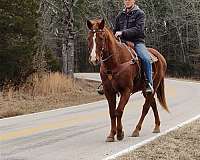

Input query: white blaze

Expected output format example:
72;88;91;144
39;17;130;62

90;33;97;62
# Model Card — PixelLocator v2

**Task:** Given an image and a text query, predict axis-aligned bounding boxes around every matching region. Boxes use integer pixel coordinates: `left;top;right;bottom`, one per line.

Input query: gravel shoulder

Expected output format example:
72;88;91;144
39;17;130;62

117;119;200;160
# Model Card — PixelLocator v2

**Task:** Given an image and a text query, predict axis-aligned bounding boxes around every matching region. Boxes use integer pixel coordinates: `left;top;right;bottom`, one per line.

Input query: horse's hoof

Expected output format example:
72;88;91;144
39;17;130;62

153;128;160;133
131;131;140;137
117;131;124;141
105;136;115;142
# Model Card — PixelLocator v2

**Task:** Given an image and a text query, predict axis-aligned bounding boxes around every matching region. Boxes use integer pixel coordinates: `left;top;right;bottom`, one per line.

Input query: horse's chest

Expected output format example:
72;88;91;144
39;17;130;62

100;62;134;91
110;75;131;92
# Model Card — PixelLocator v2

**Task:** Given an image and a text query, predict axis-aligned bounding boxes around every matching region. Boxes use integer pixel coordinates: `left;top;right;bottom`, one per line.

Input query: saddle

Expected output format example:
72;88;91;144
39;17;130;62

123;41;158;85
125;41;158;63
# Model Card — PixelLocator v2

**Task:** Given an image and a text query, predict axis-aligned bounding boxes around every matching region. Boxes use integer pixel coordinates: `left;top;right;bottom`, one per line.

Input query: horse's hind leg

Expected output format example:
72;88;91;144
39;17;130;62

105;92;117;142
151;97;161;133
132;96;151;137
115;89;131;141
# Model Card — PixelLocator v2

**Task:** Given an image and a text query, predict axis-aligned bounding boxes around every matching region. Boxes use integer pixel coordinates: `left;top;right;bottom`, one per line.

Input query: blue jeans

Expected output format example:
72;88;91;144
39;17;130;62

134;43;153;85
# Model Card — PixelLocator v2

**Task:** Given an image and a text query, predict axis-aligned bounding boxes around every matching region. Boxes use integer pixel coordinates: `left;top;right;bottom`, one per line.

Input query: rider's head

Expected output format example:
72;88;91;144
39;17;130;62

124;0;136;9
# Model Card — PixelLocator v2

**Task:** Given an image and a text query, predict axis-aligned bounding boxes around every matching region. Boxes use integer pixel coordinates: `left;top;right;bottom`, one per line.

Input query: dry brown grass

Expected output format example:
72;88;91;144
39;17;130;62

29;72;77;97
0;72;104;119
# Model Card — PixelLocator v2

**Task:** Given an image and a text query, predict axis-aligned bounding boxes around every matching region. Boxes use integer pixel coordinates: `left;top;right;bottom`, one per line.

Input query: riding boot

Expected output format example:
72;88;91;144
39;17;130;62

97;83;104;95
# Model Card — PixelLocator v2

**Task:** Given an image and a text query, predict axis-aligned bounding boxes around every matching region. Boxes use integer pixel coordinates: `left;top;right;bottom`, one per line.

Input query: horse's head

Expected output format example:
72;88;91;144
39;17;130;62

87;19;106;66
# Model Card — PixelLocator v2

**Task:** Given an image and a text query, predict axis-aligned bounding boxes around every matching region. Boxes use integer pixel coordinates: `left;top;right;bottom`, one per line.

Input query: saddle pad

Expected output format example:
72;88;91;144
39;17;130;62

149;52;158;63
122;42;158;63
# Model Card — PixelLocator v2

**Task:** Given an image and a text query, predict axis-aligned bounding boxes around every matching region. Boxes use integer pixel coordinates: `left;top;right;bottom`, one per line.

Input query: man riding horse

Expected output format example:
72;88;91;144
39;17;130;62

87;0;169;142
98;0;153;94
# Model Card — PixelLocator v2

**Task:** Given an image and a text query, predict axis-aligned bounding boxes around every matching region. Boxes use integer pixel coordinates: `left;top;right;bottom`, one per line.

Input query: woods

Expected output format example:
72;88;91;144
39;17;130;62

0;0;200;87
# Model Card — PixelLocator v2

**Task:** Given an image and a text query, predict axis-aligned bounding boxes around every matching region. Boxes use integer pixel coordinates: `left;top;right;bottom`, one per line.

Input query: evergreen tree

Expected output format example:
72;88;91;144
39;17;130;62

0;0;39;86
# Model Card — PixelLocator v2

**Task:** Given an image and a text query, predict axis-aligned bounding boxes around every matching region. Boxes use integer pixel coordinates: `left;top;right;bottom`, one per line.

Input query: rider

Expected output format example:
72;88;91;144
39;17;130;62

114;0;154;93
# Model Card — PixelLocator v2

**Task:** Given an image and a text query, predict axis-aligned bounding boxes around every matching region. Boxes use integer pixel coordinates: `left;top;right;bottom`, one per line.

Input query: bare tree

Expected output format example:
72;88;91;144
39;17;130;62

39;0;75;76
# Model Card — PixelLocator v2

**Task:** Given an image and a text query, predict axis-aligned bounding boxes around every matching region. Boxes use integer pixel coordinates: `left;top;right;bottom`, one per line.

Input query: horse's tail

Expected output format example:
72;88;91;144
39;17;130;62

156;78;169;112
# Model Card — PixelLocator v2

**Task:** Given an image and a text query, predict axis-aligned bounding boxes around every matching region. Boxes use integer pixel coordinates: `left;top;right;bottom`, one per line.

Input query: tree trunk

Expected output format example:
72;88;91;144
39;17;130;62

62;0;74;76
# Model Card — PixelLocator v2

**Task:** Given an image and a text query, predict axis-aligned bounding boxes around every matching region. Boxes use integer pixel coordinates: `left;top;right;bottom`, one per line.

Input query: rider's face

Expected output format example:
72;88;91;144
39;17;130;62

124;0;135;8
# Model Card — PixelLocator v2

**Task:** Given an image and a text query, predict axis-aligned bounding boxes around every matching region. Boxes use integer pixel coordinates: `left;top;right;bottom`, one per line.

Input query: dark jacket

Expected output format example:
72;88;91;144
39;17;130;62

113;5;145;44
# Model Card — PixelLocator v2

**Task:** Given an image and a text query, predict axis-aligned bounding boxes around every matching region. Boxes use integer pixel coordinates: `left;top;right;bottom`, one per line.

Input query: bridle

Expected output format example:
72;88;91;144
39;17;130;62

89;29;113;64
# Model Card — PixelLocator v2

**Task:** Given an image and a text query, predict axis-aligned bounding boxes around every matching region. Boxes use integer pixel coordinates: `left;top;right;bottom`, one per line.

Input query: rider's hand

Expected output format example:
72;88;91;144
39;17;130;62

115;31;122;38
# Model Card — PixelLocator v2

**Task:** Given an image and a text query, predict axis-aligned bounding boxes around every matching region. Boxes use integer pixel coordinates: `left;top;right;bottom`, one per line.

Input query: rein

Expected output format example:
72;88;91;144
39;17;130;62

89;29;140;80
101;54;113;63
102;37;140;81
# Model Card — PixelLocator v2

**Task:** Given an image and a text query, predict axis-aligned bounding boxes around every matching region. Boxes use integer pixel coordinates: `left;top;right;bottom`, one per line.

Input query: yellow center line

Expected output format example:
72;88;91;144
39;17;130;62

0;85;176;142
0;111;107;142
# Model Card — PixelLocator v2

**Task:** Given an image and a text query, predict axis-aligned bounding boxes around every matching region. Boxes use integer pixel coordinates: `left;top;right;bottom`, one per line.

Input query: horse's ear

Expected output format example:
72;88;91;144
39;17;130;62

87;20;93;30
99;19;105;30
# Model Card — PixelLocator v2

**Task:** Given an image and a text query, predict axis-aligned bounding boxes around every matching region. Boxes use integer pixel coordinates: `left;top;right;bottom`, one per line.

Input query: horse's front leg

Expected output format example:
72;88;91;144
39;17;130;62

104;90;117;142
116;88;131;141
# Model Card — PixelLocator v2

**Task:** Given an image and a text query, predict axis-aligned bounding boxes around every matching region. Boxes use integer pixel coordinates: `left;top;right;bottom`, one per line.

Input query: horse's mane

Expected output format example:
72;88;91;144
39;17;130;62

103;25;134;63
91;19;118;42
104;26;118;43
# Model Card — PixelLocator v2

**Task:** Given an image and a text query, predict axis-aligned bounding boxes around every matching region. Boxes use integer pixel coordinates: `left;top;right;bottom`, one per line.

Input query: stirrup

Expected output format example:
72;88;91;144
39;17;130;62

97;83;104;95
146;83;154;94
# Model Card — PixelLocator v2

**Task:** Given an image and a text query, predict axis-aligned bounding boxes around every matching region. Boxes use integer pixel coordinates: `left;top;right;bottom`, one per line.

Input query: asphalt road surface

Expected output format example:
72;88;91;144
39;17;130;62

0;73;200;160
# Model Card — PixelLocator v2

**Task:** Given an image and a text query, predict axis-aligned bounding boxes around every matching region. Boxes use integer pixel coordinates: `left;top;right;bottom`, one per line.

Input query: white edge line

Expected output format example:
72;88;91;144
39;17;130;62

103;114;200;160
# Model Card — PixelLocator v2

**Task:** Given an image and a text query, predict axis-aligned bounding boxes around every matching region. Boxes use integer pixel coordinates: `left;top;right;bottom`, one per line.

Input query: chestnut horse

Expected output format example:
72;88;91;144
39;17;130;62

87;19;169;142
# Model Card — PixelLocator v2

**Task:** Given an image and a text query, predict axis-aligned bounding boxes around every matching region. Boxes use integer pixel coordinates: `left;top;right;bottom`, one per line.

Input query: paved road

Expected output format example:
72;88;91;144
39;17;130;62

0;73;200;160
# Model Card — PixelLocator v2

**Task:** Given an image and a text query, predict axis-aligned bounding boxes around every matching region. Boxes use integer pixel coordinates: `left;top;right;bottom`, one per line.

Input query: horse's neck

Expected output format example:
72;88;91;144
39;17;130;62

106;32;131;64
102;32;132;71
117;42;132;63
103;31;119;69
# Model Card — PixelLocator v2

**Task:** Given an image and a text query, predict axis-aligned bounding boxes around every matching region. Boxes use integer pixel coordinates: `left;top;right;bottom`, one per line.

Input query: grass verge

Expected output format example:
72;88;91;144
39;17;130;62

0;72;104;119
